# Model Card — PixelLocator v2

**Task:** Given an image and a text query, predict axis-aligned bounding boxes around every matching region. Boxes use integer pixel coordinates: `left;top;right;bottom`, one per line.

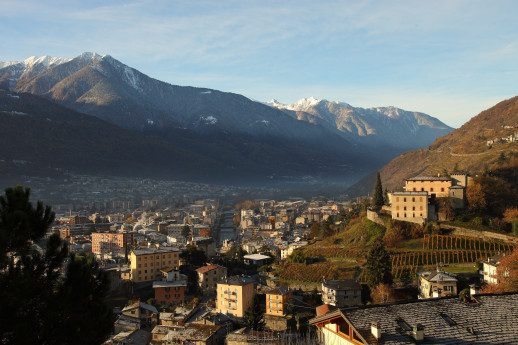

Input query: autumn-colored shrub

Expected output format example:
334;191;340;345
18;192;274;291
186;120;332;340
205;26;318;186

370;284;396;304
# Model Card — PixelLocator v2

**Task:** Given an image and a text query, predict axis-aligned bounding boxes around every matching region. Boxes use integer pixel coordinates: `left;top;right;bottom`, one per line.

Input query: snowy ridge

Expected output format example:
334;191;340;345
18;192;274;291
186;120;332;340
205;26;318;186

22;55;71;69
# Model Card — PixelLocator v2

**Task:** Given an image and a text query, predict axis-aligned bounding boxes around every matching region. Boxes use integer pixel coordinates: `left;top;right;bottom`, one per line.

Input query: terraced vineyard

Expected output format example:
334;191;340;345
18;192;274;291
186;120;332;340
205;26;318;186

387;234;517;279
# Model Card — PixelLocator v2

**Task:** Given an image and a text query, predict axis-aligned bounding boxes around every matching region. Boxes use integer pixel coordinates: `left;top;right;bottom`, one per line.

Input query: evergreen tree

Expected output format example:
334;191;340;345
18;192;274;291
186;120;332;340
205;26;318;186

0;186;113;344
244;293;264;330
365;240;392;288
181;224;191;239
372;172;384;207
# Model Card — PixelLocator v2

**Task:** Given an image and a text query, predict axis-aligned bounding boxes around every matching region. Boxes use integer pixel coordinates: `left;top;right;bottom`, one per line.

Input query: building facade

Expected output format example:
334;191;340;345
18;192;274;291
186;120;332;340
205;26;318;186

216;276;255;318
153;281;187;306
130;248;179;282
418;269;458;299
266;287;293;316
321;280;362;308
196;264;228;296
92;232;133;256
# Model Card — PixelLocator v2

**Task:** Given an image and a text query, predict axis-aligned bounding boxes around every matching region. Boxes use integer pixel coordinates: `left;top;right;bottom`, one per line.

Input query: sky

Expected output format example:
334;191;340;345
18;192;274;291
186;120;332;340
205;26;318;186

1;0;517;128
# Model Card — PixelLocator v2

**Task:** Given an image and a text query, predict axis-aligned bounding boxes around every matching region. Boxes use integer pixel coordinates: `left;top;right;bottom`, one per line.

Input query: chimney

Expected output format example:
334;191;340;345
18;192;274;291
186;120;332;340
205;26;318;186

371;322;381;340
413;324;424;341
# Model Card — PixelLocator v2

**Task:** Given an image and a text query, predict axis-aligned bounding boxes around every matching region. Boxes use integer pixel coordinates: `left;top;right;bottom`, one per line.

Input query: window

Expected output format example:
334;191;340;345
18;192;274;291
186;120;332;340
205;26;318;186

421;187;424;191
413;187;416;191
404;206;407;211
403;197;407;202
412;197;415;202
412;207;415;211
396;206;399;210
396;197;399;202
404;213;407;218
441;187;445;192
430;188;434;192
165;287;170;292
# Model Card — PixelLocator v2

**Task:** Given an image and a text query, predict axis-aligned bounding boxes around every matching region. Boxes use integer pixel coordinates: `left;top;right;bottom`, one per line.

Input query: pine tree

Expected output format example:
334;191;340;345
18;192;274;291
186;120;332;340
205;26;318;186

373;172;384;207
0;186;113;344
365;240;392;288
244;293;264;330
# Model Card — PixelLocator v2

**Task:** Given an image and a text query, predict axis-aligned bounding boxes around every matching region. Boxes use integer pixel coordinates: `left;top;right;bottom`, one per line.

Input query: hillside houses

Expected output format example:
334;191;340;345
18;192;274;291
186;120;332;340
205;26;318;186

385;172;470;225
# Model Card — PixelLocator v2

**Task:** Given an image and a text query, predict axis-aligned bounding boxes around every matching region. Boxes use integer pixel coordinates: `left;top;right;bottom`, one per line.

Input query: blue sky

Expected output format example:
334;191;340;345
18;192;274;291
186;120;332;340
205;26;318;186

1;0;517;127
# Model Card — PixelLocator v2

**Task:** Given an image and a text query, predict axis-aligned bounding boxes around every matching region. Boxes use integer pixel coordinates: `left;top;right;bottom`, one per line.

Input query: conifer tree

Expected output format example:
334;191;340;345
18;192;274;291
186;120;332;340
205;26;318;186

365;240;392;288
373;172;384;207
0;186;113;344
244;293;264;330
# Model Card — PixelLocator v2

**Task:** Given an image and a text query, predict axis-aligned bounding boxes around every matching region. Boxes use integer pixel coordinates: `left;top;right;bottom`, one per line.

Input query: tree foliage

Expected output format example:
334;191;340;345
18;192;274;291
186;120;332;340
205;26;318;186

372;172;384;207
365;240;392;288
481;250;518;293
0;186;113;344
371;284;396;304
180;245;207;268
244;293;264;330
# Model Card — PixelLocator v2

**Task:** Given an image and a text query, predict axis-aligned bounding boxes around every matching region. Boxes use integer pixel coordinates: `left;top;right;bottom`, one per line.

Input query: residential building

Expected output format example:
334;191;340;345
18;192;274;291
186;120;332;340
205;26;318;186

150;323;220;345
190;237;217;258
482;253;505;285
216;276;255;318
321;279;362;307
243;253;270;266
265;286;293;316
91;232;133;256
389;191;436;225
153;281;187;306
405;176;453;198
417;269;458;298
121;301;159;330
196;264;228;296
130;247;179;282
310;293;518;345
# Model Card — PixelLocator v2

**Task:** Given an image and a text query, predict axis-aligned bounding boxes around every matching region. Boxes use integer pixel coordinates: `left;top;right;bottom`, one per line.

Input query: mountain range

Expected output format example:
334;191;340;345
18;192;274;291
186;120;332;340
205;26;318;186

267;97;452;151
0;52;454;187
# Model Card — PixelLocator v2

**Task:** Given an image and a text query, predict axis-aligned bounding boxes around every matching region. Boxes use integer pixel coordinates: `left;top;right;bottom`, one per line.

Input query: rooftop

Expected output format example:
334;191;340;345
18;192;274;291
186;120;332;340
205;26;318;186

219;275;255;286
323;279;362;290
311;293;518;344
152;281;187;288
195;264;224;274
132;247;178;256
243;253;271;260
406;176;452;182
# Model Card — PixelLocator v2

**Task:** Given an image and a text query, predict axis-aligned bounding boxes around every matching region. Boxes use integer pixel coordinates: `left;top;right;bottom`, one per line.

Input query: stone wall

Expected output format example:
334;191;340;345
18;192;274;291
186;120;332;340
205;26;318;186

442;225;518;244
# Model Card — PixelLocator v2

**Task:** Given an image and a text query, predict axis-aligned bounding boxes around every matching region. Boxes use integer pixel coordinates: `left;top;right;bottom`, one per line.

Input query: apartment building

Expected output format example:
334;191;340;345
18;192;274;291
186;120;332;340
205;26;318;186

196;264;228;296
405;176;453;198
130;248;179;282
216;276;255;318
321;279;361;308
92;232;133;256
389;191;435;225
265;287;293;316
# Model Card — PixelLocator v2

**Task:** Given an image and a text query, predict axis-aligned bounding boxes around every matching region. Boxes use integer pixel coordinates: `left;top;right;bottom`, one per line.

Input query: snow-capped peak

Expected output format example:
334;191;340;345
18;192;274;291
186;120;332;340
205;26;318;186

23;55;71;68
286;96;322;111
76;52;104;64
265;99;286;108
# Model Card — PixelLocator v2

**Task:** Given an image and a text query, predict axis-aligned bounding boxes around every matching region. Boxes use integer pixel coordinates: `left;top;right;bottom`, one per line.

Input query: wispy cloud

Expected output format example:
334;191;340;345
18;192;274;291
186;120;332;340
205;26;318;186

1;0;517;126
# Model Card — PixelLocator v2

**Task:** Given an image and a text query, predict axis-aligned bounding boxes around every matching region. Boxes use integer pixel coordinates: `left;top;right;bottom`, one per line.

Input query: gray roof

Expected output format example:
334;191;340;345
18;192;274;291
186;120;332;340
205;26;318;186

392;191;429;196
132;247;178;256
419;270;458;283
323;279;362;291
152;280;187;288
310;293;518;344
219;275;255;286
406;176;452;181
